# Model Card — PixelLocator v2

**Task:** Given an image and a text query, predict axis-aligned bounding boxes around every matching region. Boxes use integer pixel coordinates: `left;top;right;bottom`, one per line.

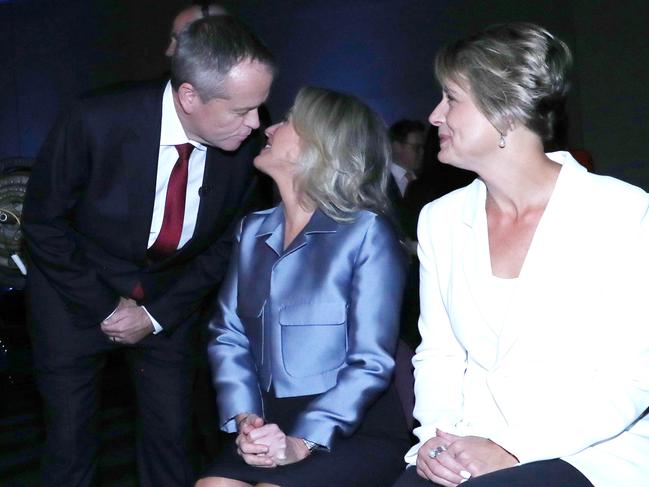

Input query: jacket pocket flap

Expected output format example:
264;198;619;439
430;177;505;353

279;302;346;326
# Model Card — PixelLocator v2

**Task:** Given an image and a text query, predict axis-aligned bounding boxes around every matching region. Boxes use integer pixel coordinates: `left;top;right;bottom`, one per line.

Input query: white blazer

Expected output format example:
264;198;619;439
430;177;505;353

405;152;649;487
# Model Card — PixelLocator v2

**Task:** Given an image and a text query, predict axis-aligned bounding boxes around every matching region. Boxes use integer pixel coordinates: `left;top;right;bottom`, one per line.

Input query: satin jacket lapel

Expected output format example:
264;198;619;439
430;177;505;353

257;207;339;259
257;205;284;256
125;90;163;263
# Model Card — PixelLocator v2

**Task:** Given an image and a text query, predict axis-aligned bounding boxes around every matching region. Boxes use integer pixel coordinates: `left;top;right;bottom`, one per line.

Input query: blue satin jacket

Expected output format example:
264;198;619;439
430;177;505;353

207;206;407;448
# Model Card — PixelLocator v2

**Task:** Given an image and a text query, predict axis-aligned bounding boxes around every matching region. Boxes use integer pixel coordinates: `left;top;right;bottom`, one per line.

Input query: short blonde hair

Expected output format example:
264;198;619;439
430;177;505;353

290;86;391;222
435;22;572;141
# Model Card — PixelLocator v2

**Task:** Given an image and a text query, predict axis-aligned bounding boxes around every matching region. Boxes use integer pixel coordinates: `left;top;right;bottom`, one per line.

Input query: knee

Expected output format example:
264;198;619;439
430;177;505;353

195;477;251;487
195;478;217;487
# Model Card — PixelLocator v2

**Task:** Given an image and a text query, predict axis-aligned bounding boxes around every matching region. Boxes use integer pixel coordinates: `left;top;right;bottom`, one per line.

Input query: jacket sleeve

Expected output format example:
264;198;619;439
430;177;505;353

22;104;119;326
404;202;468;465
206;218;263;432
289;215;408;449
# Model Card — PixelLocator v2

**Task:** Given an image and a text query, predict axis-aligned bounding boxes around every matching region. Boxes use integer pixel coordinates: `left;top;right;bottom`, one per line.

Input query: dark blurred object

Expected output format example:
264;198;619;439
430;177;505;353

403;127;475;219
0;158;33;290
568;148;594;172
0;290;33;412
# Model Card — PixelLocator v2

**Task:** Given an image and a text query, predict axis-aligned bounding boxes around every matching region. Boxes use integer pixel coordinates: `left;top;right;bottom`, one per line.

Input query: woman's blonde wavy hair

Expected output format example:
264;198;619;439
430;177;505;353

289;86;392;222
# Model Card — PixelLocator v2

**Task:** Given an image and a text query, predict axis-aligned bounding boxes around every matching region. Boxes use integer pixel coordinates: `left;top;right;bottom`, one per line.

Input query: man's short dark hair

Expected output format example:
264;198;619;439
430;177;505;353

171;15;276;101
389;119;425;143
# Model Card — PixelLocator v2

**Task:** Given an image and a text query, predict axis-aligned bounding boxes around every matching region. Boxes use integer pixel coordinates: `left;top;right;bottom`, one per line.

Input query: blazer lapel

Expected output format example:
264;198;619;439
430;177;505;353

192;147;229;240
257;207;339;259
460;180;501;337
125;91;163;263
495;158;580;362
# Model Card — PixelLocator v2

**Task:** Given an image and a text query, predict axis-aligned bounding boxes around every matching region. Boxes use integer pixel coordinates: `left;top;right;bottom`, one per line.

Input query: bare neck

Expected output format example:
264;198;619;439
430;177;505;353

277;181;314;250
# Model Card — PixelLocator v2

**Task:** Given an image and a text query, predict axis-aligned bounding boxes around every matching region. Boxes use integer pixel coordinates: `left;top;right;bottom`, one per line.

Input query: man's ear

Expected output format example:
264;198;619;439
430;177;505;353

176;82;200;114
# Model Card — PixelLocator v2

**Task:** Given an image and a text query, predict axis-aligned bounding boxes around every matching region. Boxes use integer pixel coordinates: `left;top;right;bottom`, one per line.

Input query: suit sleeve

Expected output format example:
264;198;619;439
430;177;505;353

206;218;263;432
404;202;468;465
289;215;407;449
22;104;119;326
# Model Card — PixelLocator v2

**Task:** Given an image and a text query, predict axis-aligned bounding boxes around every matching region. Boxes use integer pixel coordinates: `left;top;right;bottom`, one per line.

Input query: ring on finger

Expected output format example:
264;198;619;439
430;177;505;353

428;445;447;459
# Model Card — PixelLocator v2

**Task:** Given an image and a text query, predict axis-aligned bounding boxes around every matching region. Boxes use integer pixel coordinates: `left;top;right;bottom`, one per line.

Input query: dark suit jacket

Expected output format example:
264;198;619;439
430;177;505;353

23;81;257;333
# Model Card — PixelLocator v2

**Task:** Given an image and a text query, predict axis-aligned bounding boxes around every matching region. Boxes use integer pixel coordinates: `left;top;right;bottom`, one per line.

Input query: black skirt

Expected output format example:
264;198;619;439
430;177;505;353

201;383;411;487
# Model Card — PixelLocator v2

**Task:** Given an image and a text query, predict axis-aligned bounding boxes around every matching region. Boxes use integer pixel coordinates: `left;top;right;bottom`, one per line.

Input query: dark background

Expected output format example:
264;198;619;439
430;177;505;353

1;0;648;186
0;0;648;484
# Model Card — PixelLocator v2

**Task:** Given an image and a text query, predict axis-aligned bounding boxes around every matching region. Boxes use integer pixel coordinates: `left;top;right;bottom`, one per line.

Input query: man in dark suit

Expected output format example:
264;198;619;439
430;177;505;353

22;16;275;487
388;119;426;242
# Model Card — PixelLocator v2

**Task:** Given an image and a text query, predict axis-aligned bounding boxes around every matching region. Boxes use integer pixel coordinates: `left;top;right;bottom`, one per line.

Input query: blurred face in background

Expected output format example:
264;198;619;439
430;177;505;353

392;130;425;173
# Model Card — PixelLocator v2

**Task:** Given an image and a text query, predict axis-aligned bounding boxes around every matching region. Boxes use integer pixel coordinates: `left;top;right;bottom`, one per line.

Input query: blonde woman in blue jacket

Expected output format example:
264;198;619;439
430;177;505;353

197;87;410;487
394;22;649;487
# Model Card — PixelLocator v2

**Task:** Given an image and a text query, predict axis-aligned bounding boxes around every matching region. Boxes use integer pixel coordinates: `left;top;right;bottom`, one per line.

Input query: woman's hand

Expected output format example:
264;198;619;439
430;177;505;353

235;413;276;467
438;430;518;478
248;423;312;466
416;434;467;486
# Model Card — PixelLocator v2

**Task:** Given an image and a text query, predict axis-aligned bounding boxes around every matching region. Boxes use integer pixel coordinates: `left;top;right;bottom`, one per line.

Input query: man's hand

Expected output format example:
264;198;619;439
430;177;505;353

101;298;154;345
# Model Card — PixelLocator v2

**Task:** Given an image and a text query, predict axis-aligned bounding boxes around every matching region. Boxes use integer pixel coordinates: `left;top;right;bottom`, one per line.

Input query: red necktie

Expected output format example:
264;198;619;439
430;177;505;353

148;143;194;259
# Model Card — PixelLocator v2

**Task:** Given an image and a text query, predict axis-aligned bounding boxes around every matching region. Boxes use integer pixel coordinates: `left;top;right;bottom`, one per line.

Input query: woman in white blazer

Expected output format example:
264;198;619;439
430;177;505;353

394;22;649;487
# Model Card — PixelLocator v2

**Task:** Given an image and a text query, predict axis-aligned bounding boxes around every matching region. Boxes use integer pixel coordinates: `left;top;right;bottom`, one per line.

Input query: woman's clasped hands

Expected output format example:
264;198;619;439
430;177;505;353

235;413;311;468
416;429;518;486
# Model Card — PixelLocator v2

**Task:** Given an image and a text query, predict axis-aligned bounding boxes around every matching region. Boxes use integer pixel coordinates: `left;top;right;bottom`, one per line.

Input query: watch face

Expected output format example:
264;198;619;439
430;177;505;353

303;439;316;451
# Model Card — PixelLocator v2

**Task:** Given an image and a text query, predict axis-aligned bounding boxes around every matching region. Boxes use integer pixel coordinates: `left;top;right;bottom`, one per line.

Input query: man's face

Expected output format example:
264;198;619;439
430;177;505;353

180;60;273;151
393;130;425;172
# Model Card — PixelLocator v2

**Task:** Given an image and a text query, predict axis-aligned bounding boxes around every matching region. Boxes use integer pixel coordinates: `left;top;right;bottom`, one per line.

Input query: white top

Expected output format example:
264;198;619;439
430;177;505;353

406;151;649;487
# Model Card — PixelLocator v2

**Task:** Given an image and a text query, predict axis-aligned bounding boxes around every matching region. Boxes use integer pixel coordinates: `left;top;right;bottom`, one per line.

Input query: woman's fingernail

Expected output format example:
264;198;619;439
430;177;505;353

460;470;471;479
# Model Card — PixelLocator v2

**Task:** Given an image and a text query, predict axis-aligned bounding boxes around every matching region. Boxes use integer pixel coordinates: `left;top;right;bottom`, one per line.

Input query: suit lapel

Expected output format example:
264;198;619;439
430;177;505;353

192;147;229;241
125;88;164;262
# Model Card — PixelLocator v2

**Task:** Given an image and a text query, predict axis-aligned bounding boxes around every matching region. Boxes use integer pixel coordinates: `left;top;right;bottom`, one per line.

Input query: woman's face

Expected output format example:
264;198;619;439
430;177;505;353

428;80;501;170
254;118;301;181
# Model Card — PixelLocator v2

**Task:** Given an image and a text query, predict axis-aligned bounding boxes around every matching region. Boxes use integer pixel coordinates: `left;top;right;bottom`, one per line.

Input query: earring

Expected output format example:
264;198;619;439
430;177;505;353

498;134;506;149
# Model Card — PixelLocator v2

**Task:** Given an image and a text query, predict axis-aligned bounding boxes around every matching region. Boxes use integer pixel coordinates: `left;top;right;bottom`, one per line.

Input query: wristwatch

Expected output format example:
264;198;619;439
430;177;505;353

302;438;318;452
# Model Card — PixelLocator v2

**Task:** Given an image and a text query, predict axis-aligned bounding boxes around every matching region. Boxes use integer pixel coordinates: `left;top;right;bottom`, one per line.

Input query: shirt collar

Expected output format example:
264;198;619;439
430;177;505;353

160;81;207;151
390;162;409;180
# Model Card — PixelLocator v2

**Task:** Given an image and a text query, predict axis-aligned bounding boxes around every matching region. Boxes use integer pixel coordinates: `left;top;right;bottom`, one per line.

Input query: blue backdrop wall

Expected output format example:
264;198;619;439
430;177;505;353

1;0;647;188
